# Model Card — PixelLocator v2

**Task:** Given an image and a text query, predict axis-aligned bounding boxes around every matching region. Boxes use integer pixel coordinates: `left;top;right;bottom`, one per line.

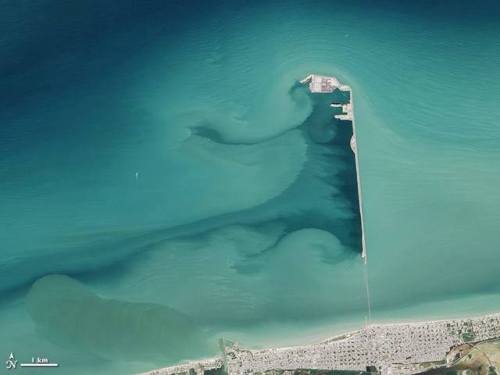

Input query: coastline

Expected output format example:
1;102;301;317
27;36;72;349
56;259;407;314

139;75;500;374
213;293;500;354
140;310;500;375
232;295;500;350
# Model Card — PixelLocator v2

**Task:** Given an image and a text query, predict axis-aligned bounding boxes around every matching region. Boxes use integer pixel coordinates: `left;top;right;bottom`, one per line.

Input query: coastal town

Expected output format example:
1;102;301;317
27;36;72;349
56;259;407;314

139;76;500;375
140;312;500;375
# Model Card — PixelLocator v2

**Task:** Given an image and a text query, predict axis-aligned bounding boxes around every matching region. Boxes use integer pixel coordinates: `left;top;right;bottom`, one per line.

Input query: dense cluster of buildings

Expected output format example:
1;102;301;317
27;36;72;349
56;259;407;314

139;358;223;375
141;313;500;375
224;313;500;375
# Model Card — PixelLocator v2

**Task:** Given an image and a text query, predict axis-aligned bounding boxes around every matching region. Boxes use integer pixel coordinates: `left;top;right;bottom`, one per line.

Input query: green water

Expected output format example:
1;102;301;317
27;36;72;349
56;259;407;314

1;1;500;373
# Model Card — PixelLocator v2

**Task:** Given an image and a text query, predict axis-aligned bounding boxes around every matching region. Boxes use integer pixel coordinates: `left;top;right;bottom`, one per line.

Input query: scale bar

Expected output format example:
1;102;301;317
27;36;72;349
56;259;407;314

20;363;59;367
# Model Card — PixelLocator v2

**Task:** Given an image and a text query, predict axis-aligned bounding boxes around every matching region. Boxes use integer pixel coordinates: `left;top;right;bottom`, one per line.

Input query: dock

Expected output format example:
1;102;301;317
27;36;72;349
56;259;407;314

300;74;367;262
140;75;379;375
300;74;340;92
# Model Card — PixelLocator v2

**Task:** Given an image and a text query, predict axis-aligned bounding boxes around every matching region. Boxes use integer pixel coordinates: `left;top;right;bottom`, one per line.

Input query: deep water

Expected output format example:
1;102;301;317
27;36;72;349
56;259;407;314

1;0;500;373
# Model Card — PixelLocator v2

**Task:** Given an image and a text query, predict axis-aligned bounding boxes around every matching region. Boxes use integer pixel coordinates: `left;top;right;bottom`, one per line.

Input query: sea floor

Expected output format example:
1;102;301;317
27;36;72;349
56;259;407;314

1;1;500;374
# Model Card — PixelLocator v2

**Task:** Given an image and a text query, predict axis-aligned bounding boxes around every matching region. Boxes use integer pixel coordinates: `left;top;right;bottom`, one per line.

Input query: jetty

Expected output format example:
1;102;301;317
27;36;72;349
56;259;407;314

138;76;500;375
140;313;500;375
300;74;366;261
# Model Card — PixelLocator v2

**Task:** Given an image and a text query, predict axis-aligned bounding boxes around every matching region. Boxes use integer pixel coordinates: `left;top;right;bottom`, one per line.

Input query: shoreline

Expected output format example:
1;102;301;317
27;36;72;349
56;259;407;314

140;310;500;375
137;278;500;374
217;291;500;356
139;75;500;374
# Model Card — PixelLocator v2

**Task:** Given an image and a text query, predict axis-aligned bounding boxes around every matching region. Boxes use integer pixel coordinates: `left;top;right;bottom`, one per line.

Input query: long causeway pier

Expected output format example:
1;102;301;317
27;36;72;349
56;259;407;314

140;76;500;375
300;74;367;262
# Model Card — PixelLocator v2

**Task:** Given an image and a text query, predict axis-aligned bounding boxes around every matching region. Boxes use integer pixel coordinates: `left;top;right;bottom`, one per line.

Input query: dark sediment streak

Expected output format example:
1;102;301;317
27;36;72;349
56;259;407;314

26;275;216;362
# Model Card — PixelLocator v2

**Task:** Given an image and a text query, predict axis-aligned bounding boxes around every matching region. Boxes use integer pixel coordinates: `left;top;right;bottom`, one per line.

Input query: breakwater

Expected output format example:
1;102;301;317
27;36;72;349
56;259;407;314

300;74;366;262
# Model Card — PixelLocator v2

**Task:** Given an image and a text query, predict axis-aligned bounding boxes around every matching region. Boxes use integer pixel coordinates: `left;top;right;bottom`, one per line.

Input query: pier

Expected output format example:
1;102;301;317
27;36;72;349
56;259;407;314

141;75;386;375
300;74;367;262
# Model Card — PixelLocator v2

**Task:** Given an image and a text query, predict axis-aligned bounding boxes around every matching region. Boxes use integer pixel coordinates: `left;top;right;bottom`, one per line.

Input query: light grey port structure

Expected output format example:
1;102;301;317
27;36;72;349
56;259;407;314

299;74;366;262
139;76;500;375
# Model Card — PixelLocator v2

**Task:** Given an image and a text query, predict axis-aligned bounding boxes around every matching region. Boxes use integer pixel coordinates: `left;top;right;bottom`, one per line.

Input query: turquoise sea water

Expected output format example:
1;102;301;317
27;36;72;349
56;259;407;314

2;1;500;373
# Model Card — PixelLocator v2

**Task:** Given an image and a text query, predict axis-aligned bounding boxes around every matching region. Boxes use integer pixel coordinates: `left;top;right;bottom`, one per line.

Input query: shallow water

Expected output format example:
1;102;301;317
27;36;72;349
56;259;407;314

1;0;500;373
